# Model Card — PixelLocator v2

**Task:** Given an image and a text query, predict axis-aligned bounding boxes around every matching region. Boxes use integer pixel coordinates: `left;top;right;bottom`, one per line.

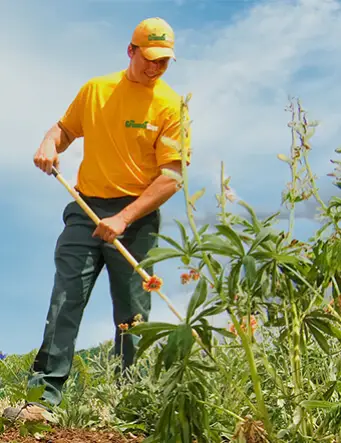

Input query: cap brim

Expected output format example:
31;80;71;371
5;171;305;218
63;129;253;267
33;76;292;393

140;46;176;61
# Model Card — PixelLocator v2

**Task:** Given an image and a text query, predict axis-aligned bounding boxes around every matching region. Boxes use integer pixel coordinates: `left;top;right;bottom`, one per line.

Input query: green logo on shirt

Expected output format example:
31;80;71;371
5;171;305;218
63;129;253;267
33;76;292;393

148;33;166;41
125;120;148;129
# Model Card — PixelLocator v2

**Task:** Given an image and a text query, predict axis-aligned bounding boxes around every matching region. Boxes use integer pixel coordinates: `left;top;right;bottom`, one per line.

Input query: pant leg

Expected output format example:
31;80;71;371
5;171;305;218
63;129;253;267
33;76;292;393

101;209;160;369
28;201;104;406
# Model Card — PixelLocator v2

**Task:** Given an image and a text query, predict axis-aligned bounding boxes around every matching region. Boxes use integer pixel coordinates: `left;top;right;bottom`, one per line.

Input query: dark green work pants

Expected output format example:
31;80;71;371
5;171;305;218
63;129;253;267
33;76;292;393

28;195;159;406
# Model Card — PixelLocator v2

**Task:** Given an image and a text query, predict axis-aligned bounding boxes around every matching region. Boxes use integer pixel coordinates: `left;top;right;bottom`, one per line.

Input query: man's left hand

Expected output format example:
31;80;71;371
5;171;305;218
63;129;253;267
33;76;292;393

92;214;127;243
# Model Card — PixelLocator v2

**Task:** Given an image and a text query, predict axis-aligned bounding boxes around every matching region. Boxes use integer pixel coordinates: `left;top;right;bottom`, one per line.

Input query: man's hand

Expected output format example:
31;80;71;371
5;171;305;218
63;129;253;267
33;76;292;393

33;139;59;175
34;122;75;175
92;214;128;243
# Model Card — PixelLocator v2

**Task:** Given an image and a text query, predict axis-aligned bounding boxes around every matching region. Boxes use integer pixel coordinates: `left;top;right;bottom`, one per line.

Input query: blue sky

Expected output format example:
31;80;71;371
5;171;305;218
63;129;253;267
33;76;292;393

1;0;340;355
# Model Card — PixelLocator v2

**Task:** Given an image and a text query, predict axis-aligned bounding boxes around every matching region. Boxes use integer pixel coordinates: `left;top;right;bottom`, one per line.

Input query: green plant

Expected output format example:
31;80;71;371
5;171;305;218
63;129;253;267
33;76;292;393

129;96;341;442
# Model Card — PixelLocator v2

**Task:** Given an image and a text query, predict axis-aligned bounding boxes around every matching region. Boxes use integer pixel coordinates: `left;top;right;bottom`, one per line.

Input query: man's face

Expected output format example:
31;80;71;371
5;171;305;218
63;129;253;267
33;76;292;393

128;45;171;86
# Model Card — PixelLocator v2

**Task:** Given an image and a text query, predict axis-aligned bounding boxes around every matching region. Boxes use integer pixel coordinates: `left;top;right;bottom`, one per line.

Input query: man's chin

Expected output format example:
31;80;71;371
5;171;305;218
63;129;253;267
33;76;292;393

145;74;160;82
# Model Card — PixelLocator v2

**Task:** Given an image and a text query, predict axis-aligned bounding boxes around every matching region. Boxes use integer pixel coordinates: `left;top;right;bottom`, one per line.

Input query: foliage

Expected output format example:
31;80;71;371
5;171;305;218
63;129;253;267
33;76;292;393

131;96;341;442
0;97;341;442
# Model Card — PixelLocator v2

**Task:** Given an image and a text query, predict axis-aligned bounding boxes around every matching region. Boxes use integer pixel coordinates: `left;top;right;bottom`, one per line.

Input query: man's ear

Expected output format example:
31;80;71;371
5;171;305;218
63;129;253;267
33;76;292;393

127;44;134;59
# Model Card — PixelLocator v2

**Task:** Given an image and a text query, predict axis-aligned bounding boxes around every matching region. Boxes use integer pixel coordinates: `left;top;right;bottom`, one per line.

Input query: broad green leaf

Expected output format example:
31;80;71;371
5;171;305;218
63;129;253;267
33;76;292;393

309;318;341;340
308;324;330;354
190;366;214;389
191;302;227;324
164;324;194;369
228;262;242;300
186;279;208;322
263;211;280;226
242;255;257;288
238;200;262;233
215;267;226;300
129;321;178;336
148;247;182;257
300;400;335;409
189;360;219;373
175;220;190;249
323;381;337;401
215;225;245;256
24;422;52;435
135;331;170;359
26;385;46;403
139;248;183;268
308;309;340;322
19;424;29;437
255;261;273;287
189;380;208;400
197;224;210;236
275;254;303;265
156;234;185;252
251;252;299;265
155;402;173;437
178;395;191;443
179;414;191;443
248;229;272;255
199;236;240;257
154;346;166;380
207;254;223;274
178;324;195;360
250;251;274;261
192;322;212;351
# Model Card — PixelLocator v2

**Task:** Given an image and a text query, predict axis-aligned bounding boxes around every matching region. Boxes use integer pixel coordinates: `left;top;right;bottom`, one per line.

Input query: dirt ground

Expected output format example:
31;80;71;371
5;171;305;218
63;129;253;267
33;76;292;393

0;427;145;443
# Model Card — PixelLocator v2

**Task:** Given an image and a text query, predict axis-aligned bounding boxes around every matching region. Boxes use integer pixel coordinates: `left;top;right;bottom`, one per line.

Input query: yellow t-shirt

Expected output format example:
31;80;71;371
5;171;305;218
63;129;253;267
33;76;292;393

59;70;191;198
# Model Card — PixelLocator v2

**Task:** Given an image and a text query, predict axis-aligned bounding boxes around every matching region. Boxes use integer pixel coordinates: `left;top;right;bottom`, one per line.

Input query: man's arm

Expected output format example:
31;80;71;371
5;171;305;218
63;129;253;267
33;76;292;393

33;122;75;174
120;160;182;224
92;160;182;243
55;122;76;153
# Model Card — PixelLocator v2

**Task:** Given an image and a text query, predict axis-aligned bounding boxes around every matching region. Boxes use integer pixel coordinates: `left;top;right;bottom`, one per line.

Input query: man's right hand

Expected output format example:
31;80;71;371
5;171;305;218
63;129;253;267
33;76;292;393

33;139;60;175
33;122;75;175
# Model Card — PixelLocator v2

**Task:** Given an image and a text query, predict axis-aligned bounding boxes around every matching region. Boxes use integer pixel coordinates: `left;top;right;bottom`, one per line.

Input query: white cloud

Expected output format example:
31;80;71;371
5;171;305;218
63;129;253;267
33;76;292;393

167;0;341;190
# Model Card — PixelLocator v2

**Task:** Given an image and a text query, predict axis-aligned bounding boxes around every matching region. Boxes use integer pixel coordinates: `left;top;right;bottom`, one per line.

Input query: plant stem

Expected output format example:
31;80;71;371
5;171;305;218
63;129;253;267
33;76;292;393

302;150;327;212
286;277;307;436
332;275;340;296
228;309;271;433
288;101;299;241
220;161;227;224
256;344;288;396
179;97;218;285
197;399;245;422
120;332;124;375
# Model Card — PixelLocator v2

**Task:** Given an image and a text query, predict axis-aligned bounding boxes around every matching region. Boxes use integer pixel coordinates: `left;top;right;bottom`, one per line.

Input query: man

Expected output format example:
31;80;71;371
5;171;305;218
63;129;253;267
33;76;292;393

3;16;190;421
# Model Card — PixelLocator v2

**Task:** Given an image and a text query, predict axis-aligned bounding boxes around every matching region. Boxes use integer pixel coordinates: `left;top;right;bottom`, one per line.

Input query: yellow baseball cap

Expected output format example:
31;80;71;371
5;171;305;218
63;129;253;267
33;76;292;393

131;17;175;61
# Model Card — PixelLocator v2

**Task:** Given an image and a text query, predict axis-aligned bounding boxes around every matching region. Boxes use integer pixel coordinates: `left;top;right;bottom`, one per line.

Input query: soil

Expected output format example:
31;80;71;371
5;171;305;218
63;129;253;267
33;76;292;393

0;427;145;443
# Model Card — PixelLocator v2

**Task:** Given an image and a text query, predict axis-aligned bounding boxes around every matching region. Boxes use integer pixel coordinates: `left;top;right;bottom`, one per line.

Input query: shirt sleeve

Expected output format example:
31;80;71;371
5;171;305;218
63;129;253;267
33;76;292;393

155;103;192;167
58;81;91;138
